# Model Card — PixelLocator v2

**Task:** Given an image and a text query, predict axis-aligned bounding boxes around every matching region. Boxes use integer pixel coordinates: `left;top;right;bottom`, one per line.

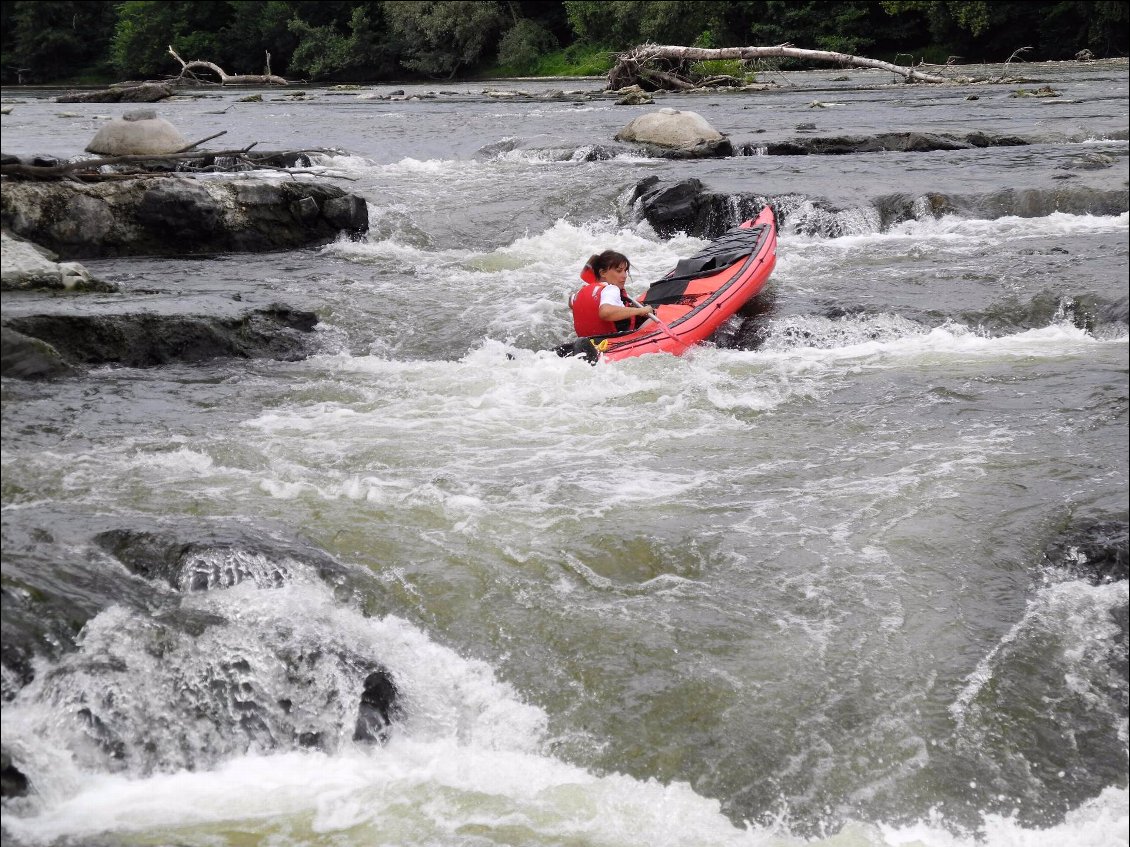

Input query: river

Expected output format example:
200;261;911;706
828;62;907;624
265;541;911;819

1;59;1127;847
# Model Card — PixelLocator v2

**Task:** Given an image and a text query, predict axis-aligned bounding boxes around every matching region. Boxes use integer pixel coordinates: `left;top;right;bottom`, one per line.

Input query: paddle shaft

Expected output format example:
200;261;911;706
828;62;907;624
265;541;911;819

626;294;686;348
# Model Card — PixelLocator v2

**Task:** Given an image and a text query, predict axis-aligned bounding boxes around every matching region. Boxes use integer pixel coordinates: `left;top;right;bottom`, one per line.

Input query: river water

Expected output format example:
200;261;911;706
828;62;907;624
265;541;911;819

1;60;1128;846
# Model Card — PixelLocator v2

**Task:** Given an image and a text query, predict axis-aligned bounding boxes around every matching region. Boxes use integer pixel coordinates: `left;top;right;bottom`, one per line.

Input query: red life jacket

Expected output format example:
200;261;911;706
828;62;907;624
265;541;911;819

570;264;627;337
571;282;618;337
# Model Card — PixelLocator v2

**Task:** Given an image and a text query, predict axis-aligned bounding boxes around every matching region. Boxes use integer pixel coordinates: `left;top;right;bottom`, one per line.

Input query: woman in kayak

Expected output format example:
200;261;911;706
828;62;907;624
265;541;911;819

569;250;655;337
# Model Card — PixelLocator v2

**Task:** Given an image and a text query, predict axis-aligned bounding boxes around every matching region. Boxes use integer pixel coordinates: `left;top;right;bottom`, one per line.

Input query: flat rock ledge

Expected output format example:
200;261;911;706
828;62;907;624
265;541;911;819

2;305;320;380
736;130;1030;155
0;175;368;259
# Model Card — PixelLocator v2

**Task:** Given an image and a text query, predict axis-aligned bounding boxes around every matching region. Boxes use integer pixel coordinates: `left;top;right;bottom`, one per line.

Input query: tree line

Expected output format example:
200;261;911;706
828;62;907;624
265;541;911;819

1;0;1126;86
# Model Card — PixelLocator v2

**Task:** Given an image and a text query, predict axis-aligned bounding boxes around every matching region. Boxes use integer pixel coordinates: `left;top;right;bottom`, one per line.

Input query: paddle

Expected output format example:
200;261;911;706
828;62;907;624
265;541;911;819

625;293;687;348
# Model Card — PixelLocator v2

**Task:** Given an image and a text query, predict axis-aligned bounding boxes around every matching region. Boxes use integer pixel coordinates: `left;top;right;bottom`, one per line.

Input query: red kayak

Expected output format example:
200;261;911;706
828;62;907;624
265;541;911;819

560;206;777;362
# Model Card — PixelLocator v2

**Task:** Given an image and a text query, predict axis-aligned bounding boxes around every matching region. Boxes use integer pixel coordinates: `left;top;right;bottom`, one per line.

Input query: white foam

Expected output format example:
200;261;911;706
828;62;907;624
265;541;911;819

788;210;1129;249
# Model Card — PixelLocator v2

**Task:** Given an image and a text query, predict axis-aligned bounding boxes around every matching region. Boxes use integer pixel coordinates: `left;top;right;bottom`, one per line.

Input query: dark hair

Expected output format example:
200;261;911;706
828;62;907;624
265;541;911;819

587;250;630;277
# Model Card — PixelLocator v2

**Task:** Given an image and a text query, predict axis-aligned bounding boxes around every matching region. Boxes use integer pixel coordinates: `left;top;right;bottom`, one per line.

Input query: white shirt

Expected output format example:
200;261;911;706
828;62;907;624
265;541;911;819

598;283;623;310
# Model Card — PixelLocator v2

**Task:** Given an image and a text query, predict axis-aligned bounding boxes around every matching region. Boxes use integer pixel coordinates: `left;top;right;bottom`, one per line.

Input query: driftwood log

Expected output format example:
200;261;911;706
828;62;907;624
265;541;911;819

168;46;289;86
0;143;338;183
608;43;950;91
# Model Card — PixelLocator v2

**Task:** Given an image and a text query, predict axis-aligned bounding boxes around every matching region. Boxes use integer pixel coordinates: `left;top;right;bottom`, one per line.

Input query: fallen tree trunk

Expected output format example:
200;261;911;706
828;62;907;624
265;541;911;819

609;43;951;90
0;142;259;180
168;46;289;86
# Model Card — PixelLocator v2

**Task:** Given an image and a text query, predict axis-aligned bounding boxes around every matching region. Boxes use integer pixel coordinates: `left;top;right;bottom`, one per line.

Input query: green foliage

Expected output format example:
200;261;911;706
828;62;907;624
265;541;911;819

111;0;234;78
385;0;508;78
562;0;734;49
880;0;1128;61
3;0;1127;85
690;58;747;79
486;42;614;77
747;1;886;57
287;5;394;80
496;18;560;73
1;1;117;83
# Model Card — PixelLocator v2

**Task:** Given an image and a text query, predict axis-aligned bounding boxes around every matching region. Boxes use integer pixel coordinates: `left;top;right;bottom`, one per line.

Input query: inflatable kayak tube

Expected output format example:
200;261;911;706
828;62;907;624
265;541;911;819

560;206;777;363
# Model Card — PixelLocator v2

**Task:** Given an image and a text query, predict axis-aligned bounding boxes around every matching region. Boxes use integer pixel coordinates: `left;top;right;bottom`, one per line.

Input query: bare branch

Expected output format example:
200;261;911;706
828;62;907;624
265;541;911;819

175;130;228;153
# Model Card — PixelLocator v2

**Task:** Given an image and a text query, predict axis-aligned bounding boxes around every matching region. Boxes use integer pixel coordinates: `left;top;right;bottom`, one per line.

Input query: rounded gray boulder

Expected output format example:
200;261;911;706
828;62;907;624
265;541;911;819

85;109;188;156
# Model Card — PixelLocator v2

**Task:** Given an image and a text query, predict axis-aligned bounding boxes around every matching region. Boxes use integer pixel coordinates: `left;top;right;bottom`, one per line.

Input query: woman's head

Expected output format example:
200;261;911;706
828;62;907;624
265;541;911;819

587;250;630;280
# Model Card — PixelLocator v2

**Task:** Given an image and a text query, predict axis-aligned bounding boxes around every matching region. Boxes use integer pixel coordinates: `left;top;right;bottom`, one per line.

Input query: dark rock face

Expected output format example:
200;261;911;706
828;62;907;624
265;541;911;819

3;305;319;372
630;176;764;239
0;176;369;259
354;669;400;743
1;749;29;798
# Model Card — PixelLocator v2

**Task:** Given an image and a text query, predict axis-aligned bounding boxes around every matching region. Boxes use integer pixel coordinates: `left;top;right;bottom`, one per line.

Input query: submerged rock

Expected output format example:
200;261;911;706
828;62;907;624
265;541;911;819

1;176;369;259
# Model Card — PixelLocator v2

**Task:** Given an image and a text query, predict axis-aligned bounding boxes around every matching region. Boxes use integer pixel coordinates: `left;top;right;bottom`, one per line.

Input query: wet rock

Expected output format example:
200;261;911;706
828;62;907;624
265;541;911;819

1;231;113;292
1010;85;1061;98
0;325;74;380
56;82;173;104
94;524;360;592
615;85;653;106
630;176;763;239
749;131;1029;156
615;107;732;158
2;305;320;372
0;517;154;700
322;193;369;233
1;748;29;798
1;176;369;259
354;668;400;743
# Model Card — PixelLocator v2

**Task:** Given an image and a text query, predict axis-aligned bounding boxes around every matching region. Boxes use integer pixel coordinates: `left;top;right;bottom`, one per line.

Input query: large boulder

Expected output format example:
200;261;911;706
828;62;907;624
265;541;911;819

1;176;369;258
615;107;732;157
85;109;187;155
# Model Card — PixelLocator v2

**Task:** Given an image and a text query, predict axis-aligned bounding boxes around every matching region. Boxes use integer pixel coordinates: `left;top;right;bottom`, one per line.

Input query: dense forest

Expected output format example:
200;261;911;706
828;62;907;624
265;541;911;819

1;0;1127;86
